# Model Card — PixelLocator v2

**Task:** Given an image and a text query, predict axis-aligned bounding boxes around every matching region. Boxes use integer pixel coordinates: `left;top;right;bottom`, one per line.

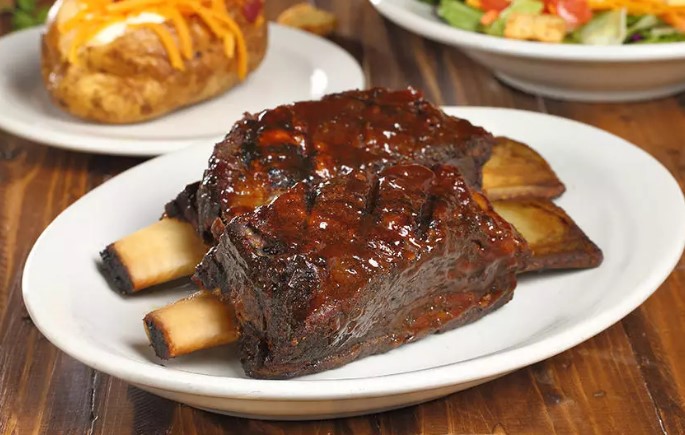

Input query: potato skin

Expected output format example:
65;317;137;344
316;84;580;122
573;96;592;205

41;2;268;124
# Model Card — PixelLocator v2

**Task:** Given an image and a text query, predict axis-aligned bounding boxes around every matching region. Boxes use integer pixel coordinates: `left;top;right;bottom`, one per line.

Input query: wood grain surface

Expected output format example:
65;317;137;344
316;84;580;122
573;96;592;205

1;1;684;433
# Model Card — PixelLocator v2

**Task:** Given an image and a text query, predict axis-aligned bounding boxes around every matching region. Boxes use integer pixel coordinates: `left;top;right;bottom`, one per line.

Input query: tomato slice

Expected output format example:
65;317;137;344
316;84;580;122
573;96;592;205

481;0;511;12
546;0;592;28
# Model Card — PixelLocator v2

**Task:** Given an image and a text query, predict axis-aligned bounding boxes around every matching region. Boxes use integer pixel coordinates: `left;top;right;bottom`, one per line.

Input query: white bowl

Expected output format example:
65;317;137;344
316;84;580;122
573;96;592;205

370;0;685;102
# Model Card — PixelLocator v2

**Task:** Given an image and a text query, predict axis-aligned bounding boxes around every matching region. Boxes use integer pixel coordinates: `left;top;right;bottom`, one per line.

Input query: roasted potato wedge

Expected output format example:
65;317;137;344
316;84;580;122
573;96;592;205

41;0;268;124
483;137;566;201
277;3;337;37
493;199;603;272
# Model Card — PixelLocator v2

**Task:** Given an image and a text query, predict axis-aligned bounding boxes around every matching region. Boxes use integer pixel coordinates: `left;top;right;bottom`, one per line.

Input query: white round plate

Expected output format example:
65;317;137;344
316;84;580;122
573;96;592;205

0;24;364;156
370;0;685;102
23;108;685;420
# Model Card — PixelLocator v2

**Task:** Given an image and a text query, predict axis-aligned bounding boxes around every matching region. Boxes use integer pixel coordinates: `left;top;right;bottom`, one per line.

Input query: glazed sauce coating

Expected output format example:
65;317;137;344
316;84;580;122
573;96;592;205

236;164;523;314
199;164;528;378
196;88;493;241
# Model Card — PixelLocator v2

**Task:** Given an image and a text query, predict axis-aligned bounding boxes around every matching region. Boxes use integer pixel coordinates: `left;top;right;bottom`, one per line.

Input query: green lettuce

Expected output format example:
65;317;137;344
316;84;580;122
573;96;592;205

625;14;685;43
437;0;484;32
577;9;627;44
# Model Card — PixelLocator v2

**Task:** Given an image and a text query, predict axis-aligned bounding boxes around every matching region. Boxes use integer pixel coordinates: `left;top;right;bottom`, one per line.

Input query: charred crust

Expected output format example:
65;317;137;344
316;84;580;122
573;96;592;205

417;194;436;240
223;164;524;379
164;181;201;230
144;315;172;360
364;174;380;217
243;287;516;380
100;244;135;295
194;250;219;291
304;183;318;215
240;119;259;168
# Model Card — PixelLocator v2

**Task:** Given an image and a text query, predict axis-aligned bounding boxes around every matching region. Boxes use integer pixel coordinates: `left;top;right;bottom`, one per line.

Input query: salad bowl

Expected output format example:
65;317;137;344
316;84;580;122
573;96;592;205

370;0;685;102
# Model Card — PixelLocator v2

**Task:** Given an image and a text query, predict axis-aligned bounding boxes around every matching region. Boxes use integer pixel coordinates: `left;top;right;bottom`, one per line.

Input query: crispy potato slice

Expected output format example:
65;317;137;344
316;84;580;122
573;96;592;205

100;218;208;294
493;199;603;272
144;290;238;359
483;137;566;201
277;3;337;36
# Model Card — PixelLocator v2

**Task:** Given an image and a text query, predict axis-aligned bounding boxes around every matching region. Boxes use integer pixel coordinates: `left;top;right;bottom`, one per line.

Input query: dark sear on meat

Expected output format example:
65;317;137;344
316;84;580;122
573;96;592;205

196;164;528;379
139;87;603;379
165;88;495;242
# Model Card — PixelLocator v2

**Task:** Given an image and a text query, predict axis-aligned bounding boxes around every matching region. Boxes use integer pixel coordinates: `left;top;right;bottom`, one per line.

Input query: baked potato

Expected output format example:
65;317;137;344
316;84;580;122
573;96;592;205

41;0;268;124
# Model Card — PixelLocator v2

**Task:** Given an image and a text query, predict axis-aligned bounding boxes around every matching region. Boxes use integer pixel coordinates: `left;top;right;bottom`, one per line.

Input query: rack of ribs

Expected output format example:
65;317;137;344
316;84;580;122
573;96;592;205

195;164;528;378
99;88;602;379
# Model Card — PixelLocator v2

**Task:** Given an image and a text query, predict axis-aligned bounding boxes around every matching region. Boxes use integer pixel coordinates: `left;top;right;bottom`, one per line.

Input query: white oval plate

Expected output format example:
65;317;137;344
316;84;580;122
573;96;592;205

23;108;685;420
0;24;364;156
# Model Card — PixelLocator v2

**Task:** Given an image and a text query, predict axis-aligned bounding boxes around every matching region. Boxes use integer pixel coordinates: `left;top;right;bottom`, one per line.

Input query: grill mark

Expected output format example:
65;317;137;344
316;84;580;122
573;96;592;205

303;132;318;182
287;105;319;185
240;119;259;168
364;173;381;217
303;181;320;233
306;149;318;181
305;182;318;216
304;183;320;230
417;194;437;240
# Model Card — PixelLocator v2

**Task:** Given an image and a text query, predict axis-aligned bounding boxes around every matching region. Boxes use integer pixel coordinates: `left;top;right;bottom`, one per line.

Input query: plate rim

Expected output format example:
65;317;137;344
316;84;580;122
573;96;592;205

0;23;365;157
22;107;685;401
371;0;685;61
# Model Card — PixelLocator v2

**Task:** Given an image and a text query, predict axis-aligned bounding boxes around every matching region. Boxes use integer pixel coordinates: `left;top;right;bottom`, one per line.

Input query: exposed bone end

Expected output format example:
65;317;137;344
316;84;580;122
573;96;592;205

493;199;603;272
144;290;239;359
483;137;566;201
100;218;207;294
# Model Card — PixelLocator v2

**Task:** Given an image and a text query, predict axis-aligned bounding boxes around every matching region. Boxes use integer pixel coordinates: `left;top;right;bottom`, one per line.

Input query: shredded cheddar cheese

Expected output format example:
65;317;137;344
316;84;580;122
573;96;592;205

163;7;193;59
212;0;227;14
144;22;186;69
58;0;258;77
588;0;685;15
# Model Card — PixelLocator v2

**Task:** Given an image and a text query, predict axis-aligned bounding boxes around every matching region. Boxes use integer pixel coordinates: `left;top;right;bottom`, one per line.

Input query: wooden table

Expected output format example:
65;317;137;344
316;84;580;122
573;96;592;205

2;1;684;433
